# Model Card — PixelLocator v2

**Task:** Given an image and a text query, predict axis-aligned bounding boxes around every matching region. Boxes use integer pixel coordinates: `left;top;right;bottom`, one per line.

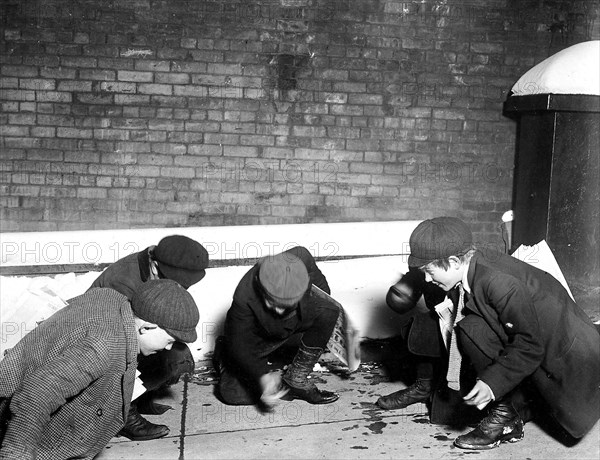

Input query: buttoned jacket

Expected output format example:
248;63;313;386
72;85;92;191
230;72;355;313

0;288;138;459
465;250;600;438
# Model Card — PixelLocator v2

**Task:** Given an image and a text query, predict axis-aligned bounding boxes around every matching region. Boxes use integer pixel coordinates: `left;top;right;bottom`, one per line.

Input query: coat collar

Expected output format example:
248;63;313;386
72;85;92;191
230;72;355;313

462;251;485;312
120;301;138;366
137;246;153;282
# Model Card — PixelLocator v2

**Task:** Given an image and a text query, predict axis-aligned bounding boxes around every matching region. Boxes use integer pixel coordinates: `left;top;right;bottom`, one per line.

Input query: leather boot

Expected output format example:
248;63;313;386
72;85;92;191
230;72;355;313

454;400;524;450
282;341;339;404
118;404;170;441
376;378;432;410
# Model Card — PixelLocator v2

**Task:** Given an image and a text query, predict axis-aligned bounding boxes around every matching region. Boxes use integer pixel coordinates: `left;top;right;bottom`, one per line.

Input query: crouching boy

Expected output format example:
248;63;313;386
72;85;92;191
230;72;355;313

407;216;600;450
0;279;199;460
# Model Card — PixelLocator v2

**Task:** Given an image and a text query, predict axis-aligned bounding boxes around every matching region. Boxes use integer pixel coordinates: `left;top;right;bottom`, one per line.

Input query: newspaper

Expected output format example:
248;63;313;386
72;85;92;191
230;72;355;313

310;285;361;372
511;239;575;301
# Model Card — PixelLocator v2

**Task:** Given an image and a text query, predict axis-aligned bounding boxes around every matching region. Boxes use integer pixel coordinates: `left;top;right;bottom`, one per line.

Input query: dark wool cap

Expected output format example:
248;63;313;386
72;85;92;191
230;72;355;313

131;279;199;343
154;235;209;289
258;252;310;306
408;217;473;268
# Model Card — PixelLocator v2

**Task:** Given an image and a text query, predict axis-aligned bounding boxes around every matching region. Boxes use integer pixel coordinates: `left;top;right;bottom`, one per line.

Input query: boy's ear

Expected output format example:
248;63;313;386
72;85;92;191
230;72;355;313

448;256;462;268
138;322;158;334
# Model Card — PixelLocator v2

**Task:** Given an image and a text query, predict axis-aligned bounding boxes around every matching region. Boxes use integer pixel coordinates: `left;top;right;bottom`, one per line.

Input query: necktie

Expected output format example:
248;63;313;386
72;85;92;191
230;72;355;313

446;283;465;391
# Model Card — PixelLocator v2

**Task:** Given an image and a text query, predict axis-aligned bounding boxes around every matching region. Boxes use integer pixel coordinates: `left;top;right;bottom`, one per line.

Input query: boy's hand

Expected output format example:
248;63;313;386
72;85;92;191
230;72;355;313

463;380;494;410
259;372;288;408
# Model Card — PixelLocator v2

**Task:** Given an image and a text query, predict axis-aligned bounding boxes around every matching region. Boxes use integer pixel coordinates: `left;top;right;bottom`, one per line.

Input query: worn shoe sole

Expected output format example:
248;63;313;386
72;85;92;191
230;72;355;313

281;392;340;404
454;431;524;450
280;387;340;404
118;429;170;441
376;394;429;410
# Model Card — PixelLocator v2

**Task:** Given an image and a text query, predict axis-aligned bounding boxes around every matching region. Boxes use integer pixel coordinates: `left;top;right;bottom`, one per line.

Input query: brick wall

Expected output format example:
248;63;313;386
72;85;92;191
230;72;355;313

1;0;598;245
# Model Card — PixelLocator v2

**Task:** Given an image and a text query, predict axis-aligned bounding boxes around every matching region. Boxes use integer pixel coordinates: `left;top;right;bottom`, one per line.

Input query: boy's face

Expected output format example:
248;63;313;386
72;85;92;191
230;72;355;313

263;296;298;316
421;257;464;291
137;324;176;356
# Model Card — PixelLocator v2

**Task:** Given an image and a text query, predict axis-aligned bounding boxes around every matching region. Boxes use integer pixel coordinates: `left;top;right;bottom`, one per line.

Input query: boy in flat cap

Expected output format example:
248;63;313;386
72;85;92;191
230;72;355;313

0;279;199;460
89;234;208;440
406;216;600;450
214;246;339;408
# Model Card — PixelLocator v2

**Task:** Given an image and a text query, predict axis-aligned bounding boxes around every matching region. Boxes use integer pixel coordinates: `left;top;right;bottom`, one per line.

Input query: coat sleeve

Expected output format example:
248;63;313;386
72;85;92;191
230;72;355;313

0;335;117;459
477;274;546;400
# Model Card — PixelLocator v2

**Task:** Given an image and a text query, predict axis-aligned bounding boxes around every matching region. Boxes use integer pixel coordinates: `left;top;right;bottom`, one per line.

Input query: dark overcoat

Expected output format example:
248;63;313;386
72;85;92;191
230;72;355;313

0;288;138;459
89;248;153;300
465;250;600;438
224;246;331;383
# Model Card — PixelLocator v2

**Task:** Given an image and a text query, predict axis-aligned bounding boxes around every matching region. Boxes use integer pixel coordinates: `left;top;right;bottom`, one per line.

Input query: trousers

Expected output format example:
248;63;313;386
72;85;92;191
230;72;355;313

137;341;195;392
456;314;538;419
216;302;339;405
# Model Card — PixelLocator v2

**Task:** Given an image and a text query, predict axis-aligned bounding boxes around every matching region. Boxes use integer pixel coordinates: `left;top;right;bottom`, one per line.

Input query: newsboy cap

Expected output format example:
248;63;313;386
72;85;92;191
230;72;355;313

258;252;310;306
154;235;209;289
131;279;199;343
408;217;473;268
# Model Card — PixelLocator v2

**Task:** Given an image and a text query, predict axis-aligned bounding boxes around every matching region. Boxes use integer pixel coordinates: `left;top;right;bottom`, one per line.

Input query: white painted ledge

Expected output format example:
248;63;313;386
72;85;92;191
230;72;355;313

0;221;421;267
0;221;421;360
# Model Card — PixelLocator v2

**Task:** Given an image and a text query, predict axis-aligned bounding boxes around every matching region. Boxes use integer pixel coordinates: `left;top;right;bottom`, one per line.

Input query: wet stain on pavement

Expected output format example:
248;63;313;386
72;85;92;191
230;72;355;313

358;402;384;422
412;417;430;424
342;424;359;431
366;421;387;434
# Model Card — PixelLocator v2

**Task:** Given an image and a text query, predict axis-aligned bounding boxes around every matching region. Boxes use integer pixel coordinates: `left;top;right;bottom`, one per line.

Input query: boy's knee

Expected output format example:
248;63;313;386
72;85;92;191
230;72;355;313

217;370;257;406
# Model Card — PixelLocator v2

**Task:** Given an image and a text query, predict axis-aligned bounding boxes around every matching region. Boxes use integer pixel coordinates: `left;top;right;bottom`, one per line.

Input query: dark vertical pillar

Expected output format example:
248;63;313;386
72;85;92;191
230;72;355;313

505;94;600;319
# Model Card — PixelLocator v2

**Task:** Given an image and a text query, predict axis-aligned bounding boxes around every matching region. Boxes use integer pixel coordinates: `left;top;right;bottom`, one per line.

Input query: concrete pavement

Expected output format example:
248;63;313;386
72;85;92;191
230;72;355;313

97;347;600;460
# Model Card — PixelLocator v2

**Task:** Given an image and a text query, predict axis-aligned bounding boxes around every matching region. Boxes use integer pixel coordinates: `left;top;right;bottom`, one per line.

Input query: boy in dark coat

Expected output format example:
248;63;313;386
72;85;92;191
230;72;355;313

89;234;208;440
407;216;600;450
214;246;340;408
0;279;199;460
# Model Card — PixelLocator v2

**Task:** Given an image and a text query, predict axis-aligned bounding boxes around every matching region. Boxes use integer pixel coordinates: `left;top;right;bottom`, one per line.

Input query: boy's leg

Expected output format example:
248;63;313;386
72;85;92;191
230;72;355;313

213;336;258;405
214;335;291;406
377;308;443;410
120;342;195;441
138;341;195;392
282;299;340;404
453;315;527;450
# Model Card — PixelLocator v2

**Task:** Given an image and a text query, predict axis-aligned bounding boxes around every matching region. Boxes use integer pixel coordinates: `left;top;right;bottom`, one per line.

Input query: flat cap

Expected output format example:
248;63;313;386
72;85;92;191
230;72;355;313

154;235;209;289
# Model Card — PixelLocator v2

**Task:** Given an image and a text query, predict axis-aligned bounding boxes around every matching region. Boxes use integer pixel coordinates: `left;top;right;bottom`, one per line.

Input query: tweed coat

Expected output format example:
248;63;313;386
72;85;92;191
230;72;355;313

0;288;138;460
463;250;600;438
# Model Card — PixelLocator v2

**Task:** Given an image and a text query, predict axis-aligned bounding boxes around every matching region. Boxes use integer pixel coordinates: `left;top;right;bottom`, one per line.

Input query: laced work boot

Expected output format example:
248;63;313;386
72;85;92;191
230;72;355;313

454;400;524;450
282;341;339;404
376;378;432;410
118;404;170;441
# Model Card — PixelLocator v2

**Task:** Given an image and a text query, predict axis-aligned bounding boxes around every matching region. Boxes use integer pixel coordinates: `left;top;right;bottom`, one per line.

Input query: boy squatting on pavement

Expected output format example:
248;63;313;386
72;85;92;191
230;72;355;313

378;216;600;450
213;246;340;409
88;234;209;441
0;279;200;460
